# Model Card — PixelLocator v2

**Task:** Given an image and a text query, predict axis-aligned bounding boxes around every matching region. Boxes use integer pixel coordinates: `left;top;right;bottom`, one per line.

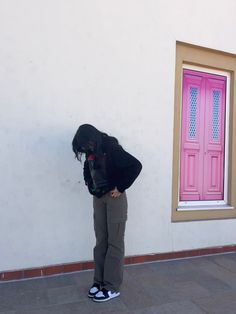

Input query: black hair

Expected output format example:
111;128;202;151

72;124;119;161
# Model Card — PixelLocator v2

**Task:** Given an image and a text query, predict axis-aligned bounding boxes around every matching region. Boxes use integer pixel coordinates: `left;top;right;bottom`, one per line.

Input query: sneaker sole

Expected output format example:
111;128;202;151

93;292;120;302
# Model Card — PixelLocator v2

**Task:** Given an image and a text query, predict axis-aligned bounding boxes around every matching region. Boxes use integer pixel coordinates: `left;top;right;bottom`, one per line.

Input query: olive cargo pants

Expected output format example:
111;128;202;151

93;192;128;292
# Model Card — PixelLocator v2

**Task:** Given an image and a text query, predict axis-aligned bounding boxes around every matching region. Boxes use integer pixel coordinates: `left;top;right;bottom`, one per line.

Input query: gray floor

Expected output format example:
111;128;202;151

1;253;236;314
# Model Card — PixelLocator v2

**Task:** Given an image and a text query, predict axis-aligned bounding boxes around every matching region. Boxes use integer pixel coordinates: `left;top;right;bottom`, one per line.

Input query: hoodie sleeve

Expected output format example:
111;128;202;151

110;145;142;193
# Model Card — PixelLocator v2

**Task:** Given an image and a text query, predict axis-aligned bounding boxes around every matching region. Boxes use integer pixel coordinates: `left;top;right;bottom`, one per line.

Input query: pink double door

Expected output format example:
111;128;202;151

180;69;226;201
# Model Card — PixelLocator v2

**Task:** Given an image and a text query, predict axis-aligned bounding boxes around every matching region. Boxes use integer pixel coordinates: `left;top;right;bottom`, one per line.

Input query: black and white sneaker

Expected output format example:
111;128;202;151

88;283;100;298
93;288;120;302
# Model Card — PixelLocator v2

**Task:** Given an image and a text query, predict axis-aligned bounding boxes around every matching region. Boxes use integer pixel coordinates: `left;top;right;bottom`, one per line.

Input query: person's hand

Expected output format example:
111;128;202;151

110;187;121;198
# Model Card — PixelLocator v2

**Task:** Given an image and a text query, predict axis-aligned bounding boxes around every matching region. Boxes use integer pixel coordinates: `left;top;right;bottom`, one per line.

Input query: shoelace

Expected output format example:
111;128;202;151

100;288;109;297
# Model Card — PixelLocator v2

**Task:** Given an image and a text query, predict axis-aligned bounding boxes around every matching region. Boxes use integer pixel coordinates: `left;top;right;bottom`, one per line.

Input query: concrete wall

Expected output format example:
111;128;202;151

1;0;236;271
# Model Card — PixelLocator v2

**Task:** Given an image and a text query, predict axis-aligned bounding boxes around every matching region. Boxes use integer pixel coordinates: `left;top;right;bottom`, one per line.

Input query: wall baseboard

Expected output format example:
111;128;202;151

1;244;236;281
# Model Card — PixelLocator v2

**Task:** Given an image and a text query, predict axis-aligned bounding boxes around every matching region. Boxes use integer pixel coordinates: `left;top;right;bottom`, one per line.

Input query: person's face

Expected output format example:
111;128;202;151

81;141;95;153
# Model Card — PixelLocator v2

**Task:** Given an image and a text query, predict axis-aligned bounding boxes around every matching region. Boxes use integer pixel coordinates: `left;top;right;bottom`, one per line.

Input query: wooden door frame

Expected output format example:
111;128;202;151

172;41;236;222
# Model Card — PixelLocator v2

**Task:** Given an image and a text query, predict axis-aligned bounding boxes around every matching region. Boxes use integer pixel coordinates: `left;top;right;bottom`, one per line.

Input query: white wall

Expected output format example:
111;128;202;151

1;0;236;271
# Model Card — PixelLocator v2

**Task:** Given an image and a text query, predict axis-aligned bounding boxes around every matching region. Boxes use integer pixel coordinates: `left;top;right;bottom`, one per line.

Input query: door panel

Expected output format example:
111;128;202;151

180;69;226;202
203;78;226;200
181;150;201;200
180;73;204;201
204;151;223;200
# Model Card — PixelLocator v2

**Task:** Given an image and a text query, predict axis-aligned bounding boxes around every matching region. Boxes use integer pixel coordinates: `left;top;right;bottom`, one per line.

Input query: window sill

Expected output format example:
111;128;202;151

173;203;236;221
177;204;234;212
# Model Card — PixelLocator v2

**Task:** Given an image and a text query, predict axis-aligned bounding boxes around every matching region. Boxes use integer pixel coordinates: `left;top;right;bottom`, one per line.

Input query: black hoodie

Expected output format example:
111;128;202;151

83;136;142;198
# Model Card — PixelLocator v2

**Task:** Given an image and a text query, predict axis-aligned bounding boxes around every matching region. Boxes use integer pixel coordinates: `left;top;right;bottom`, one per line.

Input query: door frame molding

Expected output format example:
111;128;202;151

179;66;230;208
172;42;236;222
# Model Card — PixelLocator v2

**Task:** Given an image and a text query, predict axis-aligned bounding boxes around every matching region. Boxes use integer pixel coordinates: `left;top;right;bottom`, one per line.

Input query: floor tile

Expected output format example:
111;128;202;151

193;291;236;314
131;301;206;314
158;280;211;301
47;285;82;304
194;258;236;290
208;255;236;273
2;288;50;311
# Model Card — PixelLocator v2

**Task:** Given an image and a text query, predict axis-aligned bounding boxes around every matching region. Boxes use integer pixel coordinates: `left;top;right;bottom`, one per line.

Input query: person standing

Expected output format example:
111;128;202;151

72;124;142;302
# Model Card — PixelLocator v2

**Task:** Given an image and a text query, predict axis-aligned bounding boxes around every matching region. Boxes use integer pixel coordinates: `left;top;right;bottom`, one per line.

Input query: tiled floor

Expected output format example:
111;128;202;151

1;253;236;314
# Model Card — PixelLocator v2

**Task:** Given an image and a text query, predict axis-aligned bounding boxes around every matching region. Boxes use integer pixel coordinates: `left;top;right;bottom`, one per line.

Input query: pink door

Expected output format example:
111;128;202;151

180;69;226;201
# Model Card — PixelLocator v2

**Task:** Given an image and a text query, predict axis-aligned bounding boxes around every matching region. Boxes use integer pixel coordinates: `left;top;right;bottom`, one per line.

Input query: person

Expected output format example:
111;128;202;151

72;124;142;302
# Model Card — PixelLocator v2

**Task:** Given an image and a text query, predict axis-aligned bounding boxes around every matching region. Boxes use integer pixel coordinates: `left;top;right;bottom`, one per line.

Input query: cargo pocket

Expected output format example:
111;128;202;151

107;192;128;223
